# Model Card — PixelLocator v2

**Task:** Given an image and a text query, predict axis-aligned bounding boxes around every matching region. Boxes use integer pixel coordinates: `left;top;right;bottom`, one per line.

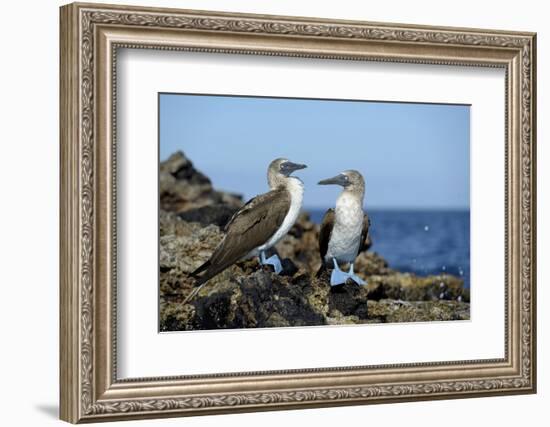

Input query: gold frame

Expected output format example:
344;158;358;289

60;2;537;423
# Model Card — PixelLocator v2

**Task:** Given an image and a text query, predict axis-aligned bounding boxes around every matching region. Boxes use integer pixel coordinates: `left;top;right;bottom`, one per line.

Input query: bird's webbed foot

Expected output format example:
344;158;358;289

259;252;283;274
330;258;350;286
330;260;367;286
348;263;367;286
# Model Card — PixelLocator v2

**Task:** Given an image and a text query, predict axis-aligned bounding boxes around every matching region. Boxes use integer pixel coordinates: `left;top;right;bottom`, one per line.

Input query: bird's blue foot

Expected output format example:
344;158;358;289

330;259;349;286
260;252;283;274
347;274;366;285
348;263;366;286
330;260;367;286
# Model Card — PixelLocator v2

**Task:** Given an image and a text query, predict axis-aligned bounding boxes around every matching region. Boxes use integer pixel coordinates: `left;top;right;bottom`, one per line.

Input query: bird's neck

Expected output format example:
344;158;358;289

283;177;304;204
270;175;303;191
336;189;364;212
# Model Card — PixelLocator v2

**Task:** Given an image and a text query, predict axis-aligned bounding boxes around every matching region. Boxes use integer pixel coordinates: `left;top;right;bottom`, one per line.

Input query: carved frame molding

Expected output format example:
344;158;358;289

60;2;536;423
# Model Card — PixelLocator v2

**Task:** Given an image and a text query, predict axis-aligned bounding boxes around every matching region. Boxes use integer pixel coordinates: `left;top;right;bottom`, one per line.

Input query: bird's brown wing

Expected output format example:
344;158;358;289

318;208;335;263
360;213;372;252
194;188;291;285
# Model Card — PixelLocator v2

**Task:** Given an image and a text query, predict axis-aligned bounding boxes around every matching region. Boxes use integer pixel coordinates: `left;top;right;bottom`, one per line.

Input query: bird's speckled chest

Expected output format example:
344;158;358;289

326;192;364;264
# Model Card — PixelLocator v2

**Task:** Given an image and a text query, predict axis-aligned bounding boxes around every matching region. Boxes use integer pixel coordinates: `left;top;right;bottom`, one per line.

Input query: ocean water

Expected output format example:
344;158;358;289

308;209;470;288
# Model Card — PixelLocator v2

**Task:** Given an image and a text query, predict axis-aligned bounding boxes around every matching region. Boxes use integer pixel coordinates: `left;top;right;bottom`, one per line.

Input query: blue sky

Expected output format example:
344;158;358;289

160;94;470;210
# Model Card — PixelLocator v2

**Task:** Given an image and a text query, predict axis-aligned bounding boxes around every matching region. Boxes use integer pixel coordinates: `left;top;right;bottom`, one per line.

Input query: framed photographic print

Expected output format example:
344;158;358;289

60;2;537;423
157;94;472;332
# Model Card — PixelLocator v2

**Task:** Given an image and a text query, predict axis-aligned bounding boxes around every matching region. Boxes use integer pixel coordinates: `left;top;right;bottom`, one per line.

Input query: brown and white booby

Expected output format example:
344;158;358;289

317;170;371;286
184;158;307;303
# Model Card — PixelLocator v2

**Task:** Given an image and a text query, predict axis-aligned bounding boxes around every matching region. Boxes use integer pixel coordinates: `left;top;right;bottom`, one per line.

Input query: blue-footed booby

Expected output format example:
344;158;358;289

183;158;307;304
317;170;371;286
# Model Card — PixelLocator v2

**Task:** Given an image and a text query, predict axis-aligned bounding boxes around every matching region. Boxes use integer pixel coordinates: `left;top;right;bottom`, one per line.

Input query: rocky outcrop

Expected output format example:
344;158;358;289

159;151;242;213
159;151;470;331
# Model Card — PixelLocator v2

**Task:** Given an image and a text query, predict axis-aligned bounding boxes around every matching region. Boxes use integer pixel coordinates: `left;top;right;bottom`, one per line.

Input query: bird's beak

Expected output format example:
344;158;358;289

281;161;307;176
318;173;348;186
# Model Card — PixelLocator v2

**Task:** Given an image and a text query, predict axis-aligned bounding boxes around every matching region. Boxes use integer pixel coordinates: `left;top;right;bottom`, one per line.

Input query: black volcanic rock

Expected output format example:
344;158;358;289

160;151;242;213
161;150;210;184
189;271;326;330
178;204;239;227
328;281;370;319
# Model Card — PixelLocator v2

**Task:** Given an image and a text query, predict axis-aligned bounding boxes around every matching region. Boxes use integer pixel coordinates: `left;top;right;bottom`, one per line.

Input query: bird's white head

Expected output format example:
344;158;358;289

318;169;365;199
268;158;307;188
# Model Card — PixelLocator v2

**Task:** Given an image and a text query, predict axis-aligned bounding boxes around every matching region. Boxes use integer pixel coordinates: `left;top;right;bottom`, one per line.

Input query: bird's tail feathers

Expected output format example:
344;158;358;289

181;283;205;306
191;260;211;278
194;272;211;287
183;262;229;305
185;255;240;304
180;271;212;306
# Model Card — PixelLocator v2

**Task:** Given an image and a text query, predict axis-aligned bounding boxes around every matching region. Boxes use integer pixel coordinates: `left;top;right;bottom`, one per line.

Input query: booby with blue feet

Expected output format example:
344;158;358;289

317;170;371;286
184;158;307;304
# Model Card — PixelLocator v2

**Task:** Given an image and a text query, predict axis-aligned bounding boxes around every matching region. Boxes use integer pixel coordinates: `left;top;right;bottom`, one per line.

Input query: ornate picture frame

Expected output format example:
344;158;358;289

60;2;536;423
